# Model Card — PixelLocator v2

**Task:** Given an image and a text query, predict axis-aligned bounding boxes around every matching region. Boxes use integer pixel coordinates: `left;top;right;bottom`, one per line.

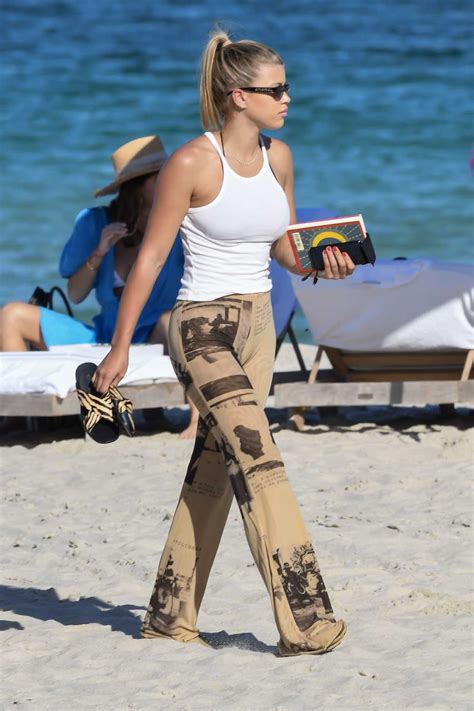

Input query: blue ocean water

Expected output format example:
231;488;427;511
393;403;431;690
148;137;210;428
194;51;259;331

2;0;473;336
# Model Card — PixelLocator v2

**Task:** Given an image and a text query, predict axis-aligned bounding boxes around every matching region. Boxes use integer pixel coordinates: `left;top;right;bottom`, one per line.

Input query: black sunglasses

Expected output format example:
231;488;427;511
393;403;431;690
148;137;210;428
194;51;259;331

227;83;290;101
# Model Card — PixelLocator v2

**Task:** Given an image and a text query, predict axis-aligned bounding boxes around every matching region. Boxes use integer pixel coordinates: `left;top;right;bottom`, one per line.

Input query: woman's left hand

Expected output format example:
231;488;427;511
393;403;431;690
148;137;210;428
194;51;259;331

319;245;356;280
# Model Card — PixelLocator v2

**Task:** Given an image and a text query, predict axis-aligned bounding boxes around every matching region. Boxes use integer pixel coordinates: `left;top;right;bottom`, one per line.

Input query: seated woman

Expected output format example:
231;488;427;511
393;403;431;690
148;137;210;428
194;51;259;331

0;135;199;438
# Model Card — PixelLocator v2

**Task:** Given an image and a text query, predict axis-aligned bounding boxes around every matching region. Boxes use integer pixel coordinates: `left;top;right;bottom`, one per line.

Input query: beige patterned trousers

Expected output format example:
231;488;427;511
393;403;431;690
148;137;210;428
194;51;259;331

141;292;346;655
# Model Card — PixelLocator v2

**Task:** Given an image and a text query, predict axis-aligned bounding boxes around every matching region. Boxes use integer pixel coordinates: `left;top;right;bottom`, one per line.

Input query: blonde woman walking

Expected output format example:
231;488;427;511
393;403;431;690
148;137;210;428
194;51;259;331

94;30;355;656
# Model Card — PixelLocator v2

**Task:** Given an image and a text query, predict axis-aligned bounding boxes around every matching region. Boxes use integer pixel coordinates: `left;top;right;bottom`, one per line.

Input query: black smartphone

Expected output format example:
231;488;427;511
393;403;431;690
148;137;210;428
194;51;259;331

309;234;376;271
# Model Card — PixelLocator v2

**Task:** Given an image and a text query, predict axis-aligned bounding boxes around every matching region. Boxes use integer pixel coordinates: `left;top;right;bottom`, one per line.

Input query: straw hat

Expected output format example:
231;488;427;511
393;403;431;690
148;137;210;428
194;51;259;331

94;136;168;197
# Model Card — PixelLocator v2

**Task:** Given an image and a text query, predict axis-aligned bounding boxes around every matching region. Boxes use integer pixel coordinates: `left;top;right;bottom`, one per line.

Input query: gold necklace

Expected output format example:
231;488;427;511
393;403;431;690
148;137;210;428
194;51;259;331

220;131;261;166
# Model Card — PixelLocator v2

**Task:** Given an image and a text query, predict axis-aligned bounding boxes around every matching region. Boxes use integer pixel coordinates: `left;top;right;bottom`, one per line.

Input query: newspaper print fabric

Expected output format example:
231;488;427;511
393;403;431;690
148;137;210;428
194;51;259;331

141;292;345;654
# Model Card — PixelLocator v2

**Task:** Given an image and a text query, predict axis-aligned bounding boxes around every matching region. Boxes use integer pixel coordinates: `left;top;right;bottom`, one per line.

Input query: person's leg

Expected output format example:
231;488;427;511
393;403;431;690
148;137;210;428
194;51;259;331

142;295;345;654
141;414;234;641
148;309;199;439
142;300;248;641
0;302;46;351
148;310;171;353
178;398;200;439
233;300;346;655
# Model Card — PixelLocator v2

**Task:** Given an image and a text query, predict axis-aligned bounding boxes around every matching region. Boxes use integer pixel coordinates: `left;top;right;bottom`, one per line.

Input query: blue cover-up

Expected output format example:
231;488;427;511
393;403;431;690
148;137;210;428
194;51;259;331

40;206;184;346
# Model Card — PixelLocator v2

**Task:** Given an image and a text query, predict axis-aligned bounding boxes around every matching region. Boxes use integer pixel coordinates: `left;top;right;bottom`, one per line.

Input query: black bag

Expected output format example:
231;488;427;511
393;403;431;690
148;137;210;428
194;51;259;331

308;232;377;272
29;286;75;318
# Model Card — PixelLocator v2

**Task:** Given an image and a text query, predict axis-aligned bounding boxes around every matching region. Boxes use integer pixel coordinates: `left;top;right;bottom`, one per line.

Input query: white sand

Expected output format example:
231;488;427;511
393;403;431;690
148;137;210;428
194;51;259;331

1;354;473;709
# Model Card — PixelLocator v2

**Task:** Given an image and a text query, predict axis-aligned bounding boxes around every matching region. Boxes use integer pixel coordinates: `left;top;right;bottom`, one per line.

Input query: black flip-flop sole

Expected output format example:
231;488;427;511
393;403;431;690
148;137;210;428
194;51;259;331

75;362;119;444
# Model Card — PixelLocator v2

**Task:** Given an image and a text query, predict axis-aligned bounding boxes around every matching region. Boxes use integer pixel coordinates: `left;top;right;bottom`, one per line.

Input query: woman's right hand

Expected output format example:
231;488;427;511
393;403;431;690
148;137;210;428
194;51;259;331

92;345;129;393
96;222;129;257
70;225;128;304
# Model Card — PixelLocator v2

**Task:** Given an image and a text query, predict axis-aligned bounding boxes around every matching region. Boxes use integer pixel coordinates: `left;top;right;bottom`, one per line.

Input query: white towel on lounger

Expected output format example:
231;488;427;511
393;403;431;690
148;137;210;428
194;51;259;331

0;344;177;399
293;258;474;351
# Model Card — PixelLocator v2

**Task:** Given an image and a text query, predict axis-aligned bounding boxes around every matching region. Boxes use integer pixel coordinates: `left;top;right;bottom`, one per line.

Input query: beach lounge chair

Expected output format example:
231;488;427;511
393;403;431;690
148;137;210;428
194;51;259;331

0;344;186;418
0;205;329;423
271;259;307;375
0;266;306;420
274;258;474;427
272;207;339;379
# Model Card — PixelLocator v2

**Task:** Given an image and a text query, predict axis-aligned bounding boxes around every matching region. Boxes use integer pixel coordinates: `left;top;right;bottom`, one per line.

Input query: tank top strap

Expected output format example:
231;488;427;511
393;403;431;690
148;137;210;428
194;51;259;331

204;131;226;162
205;131;270;173
259;134;270;169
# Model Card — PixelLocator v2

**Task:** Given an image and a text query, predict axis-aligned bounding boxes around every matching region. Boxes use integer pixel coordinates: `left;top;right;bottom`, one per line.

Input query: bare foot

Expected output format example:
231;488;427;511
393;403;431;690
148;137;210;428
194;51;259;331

179;418;199;440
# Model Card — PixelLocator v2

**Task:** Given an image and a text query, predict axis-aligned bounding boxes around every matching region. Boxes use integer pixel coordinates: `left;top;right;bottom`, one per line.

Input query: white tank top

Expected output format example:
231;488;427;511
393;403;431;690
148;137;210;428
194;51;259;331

177;132;290;301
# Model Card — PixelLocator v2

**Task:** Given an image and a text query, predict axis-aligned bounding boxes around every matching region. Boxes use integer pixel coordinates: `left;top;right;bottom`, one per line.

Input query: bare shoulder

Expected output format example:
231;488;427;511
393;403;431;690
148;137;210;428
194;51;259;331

165;135;217;174
262;136;293;164
160;134;222;206
262;135;293;188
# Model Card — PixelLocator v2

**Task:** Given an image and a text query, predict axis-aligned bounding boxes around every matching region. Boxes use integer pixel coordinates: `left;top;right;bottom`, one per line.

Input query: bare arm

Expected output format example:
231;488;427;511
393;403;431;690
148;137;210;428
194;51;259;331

269;141;356;279
110;154;193;348
67;222;129;303
67;259;101;304
67;262;99;304
269;143;300;274
93;148;195;392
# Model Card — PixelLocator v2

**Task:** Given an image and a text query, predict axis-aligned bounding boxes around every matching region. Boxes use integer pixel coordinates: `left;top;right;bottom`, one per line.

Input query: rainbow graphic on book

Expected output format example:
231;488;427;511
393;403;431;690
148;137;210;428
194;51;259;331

287;214;367;273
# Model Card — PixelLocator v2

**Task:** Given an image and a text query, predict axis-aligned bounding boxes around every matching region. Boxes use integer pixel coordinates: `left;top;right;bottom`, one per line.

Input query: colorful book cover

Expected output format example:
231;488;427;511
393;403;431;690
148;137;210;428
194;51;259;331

287;214;367;274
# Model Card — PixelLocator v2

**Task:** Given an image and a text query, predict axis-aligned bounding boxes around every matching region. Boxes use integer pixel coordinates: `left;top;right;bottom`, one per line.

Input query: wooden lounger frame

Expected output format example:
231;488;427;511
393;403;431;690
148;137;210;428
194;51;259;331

1;342;472;420
273;347;474;419
0;311;306;419
0;381;186;418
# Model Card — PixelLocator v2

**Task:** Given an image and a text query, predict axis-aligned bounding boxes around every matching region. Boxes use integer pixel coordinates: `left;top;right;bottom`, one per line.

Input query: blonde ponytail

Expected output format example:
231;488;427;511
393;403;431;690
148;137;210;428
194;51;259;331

199;28;284;131
200;30;232;132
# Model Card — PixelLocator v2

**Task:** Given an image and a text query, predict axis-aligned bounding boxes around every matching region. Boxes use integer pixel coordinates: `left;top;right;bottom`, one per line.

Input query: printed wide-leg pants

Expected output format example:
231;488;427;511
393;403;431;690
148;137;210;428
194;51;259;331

141;292;346;654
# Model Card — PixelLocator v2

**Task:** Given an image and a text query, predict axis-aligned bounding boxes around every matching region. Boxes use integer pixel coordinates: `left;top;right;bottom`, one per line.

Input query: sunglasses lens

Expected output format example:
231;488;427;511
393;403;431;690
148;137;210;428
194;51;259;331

274;84;289;100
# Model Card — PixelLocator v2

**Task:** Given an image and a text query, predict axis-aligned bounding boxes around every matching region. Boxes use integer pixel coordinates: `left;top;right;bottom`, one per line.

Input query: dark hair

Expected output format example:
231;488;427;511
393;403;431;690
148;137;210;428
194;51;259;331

107;172;156;243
